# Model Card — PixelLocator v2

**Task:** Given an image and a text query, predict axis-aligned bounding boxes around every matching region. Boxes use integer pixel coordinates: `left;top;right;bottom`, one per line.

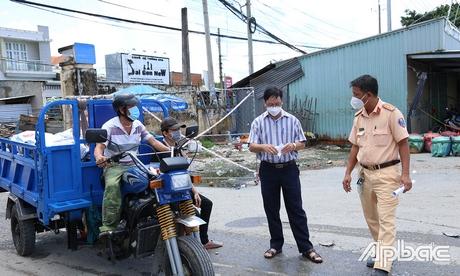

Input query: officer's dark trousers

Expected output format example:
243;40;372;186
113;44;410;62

259;161;313;253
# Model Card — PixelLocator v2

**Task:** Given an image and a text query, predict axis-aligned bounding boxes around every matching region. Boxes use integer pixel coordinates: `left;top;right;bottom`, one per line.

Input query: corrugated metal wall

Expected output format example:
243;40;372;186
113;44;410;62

0;104;32;122
288;18;460;140
443;20;460;49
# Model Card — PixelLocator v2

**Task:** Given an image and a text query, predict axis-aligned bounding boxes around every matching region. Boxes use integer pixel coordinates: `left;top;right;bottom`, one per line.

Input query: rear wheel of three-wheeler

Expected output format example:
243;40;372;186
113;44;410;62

11;205;36;256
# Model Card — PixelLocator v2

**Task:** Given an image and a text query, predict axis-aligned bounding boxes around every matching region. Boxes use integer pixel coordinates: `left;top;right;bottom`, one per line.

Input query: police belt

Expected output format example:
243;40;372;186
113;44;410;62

361;160;400;171
261;160;296;169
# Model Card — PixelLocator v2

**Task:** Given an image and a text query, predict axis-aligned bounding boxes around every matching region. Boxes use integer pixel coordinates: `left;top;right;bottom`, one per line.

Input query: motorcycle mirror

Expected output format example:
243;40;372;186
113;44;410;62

85;128;108;143
185;126;199;138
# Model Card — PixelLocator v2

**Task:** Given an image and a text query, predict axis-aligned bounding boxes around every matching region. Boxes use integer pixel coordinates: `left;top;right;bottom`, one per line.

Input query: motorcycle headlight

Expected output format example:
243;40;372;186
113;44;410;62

170;173;192;190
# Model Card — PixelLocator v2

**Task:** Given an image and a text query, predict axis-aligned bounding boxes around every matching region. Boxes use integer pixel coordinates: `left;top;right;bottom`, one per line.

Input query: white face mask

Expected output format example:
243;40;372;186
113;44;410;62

350;94;368;110
267;106;282;116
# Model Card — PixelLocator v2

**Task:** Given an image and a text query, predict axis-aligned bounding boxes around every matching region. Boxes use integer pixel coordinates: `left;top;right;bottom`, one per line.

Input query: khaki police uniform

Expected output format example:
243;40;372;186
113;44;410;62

348;99;409;273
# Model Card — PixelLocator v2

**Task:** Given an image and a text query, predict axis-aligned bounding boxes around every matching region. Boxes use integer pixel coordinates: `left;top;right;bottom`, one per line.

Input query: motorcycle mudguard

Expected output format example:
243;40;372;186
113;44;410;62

121;167;149;196
176;215;206;228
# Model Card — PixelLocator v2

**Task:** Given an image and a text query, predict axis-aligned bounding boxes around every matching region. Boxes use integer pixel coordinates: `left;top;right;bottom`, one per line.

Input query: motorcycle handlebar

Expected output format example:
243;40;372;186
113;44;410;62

102;136;197;174
101;151;157;178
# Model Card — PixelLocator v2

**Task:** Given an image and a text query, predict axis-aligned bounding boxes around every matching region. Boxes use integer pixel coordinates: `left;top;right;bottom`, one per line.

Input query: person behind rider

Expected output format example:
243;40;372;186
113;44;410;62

94;93;169;236
160;117;223;250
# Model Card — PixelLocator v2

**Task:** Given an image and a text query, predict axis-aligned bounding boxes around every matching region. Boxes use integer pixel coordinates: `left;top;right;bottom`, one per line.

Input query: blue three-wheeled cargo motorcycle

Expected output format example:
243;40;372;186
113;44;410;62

0;98;214;276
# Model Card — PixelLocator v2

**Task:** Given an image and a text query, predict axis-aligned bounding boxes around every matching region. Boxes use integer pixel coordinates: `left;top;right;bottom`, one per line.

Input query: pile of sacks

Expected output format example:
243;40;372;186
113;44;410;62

10;129;89;159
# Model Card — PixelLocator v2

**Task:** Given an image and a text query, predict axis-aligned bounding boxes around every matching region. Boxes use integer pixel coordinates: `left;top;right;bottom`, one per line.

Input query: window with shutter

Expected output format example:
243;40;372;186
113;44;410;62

5;41;28;70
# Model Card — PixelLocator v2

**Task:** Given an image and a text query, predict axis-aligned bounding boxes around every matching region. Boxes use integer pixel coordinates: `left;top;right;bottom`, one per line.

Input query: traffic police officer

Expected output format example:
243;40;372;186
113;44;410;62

249;86;322;263
342;75;412;276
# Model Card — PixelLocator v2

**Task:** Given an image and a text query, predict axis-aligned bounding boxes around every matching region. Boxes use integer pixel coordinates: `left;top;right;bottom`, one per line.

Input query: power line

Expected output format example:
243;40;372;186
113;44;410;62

98;0;249;42
186;0;327;49
22;3;175;36
216;0;307;54
230;51;299;57
251;5;323;41
218;36;326;49
252;1;341;45
234;2;333;48
10;0;325;50
255;0;366;37
251;3;345;43
99;0;248;39
407;0;452;26
0;57;54;67
188;0;272;42
216;0;308;53
96;0;164;17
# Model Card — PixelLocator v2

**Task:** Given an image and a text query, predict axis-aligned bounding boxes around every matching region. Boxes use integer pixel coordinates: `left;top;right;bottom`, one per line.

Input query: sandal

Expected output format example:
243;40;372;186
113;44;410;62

264;248;282;259
303;249;323;263
204;240;223;250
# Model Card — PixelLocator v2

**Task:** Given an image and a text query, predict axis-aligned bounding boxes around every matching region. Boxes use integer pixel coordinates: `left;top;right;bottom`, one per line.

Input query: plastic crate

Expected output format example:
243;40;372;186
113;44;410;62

408;135;424;153
431;136;452;157
452;136;460;156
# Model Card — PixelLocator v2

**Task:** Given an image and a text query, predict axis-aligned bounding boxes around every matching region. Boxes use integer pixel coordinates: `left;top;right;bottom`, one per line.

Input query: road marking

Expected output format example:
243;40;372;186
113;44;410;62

212;262;234;268
213;262;289;275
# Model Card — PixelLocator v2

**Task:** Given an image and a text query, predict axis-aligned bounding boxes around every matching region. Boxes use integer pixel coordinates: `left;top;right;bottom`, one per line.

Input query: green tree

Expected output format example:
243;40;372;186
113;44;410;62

401;3;460;28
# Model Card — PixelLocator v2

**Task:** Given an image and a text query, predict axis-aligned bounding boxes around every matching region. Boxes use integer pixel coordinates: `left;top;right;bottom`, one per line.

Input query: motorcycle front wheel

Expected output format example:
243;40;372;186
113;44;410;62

165;235;215;276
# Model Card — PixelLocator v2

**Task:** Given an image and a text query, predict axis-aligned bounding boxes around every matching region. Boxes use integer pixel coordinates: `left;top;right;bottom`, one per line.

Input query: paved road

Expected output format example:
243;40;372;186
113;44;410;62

0;154;458;275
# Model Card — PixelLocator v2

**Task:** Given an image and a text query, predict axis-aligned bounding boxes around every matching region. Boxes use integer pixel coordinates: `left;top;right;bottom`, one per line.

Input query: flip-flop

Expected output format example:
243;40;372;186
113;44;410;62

264;248;282;259
302;249;323;263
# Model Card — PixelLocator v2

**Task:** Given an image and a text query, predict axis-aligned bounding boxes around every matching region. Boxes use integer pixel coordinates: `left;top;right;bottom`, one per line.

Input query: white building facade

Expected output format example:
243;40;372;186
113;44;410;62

0;25;58;115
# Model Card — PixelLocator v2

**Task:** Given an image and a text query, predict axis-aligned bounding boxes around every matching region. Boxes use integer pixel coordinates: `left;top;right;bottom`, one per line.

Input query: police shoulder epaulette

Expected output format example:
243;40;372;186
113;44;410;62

354;109;363;117
382;103;395;111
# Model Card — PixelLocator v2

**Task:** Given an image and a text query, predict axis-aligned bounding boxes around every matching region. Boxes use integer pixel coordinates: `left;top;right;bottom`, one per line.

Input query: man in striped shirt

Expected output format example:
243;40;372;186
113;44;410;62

249;86;322;263
94;93;169;234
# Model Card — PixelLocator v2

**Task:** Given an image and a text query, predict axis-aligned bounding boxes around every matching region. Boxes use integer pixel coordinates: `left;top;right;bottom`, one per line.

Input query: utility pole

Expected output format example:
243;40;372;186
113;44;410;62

58;43;96;132
202;0;215;96
387;0;392;32
378;0;382;34
217;28;224;88
181;7;191;85
246;0;254;74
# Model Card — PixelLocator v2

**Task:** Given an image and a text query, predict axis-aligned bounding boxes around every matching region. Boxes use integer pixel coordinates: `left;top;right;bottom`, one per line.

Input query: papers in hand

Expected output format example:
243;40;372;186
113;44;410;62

392;186;405;197
275;144;284;157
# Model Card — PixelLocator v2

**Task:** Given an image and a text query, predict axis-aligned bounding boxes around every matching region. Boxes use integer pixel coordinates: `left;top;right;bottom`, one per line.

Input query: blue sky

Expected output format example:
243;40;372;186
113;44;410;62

0;0;451;82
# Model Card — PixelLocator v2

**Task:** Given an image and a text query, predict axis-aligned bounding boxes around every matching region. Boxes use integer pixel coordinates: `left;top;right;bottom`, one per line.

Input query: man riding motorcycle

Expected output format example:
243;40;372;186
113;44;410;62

93;93;169;235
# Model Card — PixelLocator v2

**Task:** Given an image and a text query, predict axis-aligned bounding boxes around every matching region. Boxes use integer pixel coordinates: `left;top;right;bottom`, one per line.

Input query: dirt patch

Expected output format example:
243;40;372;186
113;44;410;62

190;144;349;188
297;145;349;170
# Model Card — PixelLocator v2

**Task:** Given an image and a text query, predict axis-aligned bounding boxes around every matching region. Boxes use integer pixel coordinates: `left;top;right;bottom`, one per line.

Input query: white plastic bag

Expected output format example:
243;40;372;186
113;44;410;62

51;129;75;146
10;129;89;159
188;140;202;153
10;131;37;145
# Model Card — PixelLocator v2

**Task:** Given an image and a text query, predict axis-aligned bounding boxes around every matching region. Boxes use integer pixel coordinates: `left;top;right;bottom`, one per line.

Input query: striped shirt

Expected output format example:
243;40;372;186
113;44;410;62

102;117;153;164
248;110;306;163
